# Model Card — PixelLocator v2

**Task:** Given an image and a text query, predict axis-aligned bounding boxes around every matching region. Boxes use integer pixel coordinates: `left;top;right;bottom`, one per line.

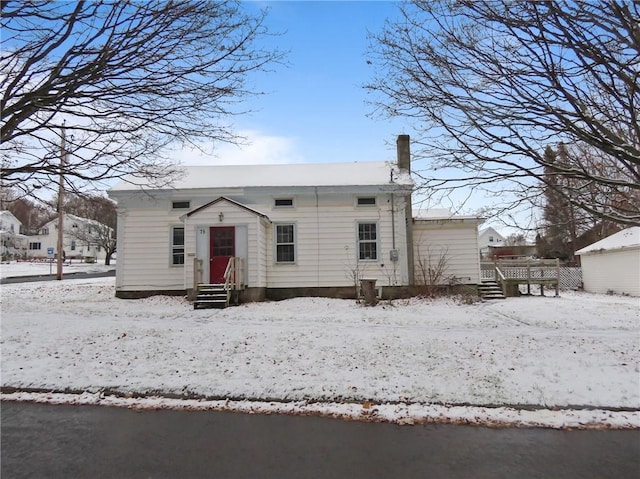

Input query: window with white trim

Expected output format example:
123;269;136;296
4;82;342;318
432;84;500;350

274;198;293;207
357;222;378;261
171;226;185;265
275;224;295;263
172;200;191;210
357;197;376;206
29;242;41;250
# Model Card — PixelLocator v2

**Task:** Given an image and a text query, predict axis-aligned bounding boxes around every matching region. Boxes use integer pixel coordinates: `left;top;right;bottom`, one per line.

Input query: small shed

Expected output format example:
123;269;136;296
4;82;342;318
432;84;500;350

575;227;640;297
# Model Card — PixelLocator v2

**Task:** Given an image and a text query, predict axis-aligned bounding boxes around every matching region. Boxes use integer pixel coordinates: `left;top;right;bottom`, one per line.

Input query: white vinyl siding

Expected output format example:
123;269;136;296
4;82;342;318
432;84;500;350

265;193;408;288
111;190;412;292
115;207;186;290
580;248;640;296
413;220;480;285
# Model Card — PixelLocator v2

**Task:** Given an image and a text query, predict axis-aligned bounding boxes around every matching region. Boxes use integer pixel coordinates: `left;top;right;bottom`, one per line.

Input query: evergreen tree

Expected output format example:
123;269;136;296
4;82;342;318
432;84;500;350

539;145;577;260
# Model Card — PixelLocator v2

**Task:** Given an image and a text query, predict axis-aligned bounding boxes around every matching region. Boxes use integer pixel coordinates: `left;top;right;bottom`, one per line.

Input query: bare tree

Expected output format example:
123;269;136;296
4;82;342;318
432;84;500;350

1;0;282;200
503;233;528;247
65;217;116;265
62;193;117;264
1;188;55;233
415;243;449;297
367;0;640;227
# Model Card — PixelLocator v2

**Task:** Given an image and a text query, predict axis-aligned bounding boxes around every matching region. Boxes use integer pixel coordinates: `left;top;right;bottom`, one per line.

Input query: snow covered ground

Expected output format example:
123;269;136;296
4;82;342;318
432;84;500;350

0;259;115;279
1;276;638;429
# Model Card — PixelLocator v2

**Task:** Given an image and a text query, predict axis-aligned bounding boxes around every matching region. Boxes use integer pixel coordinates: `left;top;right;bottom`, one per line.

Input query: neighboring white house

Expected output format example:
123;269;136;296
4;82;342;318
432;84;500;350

26;214;111;262
575;227;640;297
478;226;505;259
0;210;28;259
108;135;482;301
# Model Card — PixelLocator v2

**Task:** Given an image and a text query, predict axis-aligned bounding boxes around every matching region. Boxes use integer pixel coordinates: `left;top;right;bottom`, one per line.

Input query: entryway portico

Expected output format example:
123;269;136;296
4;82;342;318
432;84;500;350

182;196;271;304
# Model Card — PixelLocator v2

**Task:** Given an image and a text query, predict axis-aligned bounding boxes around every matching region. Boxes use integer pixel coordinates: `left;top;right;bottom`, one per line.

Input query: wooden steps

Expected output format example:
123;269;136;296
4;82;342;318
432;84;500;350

478;280;506;300
194;283;229;309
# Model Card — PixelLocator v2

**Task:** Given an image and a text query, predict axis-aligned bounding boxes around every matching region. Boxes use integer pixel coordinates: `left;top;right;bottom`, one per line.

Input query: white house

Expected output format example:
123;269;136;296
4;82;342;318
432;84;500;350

575;227;640;297
478;226;505;259
0;210;28;259
26;214;111;262
108;135;481;301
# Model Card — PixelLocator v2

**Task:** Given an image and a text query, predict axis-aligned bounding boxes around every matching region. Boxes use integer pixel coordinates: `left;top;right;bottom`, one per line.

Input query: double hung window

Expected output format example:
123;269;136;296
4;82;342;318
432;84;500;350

171;226;185;265
275;224;295;263
358;222;377;261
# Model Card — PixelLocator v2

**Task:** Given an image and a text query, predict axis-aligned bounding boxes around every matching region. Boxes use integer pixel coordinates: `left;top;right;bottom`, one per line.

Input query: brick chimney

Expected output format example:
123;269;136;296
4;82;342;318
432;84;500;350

395;134;414;285
396;134;411;171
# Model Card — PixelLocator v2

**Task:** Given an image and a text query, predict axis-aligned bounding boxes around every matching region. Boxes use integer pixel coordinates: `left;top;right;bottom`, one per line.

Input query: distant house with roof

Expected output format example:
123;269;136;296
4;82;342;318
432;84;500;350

575;227;640;297
26;214;111;262
108;135;482;305
0;210;28;259
478;226;505;259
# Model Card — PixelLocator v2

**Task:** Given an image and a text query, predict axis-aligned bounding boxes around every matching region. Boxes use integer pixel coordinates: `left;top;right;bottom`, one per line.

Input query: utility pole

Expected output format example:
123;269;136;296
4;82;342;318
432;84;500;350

56;126;66;280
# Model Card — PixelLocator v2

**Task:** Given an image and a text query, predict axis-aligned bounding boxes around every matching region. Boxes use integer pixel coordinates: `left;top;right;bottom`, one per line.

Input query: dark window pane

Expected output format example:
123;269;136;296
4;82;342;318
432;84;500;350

277;244;295;262
173;227;184;246
172;252;185;265
359;223;376;241
172;201;190;209
212;228;234;256
277;225;294;243
359;242;377;260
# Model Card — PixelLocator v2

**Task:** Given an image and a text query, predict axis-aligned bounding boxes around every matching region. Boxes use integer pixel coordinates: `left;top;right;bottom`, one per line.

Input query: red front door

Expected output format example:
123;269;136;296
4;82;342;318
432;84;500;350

210;226;235;284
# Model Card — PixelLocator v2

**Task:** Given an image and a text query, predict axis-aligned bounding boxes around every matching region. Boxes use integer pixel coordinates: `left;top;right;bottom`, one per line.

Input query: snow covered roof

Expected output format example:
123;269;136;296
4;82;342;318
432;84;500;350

110;161;412;192
0;210;21;224
414;208;480;221
479;226;504;237
42;214;109;230
575;227;640;255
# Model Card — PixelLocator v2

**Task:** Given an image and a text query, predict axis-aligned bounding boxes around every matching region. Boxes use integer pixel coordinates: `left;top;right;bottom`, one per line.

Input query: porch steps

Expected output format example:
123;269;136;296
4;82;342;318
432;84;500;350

478;280;506;300
194;283;229;309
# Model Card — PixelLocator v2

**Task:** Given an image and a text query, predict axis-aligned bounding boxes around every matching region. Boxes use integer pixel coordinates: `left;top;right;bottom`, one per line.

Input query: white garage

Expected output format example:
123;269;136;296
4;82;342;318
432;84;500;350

575;227;640;297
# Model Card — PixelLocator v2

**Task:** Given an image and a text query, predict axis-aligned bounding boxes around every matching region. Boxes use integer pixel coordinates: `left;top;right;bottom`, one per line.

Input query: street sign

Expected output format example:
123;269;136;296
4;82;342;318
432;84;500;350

47;247;54;258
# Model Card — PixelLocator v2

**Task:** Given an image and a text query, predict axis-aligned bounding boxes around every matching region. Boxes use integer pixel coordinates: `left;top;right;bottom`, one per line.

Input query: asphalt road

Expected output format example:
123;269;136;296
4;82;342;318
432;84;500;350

0;269;115;284
2;401;639;479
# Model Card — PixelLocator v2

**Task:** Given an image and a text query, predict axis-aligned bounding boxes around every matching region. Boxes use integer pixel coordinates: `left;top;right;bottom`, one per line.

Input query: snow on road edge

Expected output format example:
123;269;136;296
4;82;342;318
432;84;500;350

2;391;638;430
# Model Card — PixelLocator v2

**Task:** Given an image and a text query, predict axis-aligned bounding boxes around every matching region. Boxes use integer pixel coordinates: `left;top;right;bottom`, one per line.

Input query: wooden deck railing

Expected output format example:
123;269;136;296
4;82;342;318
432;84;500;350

486;259;560;297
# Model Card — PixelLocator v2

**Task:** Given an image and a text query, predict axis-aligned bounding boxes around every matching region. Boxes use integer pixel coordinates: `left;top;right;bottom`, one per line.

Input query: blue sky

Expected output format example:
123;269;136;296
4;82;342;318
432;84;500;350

181;1;410;166
171;1;530;231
